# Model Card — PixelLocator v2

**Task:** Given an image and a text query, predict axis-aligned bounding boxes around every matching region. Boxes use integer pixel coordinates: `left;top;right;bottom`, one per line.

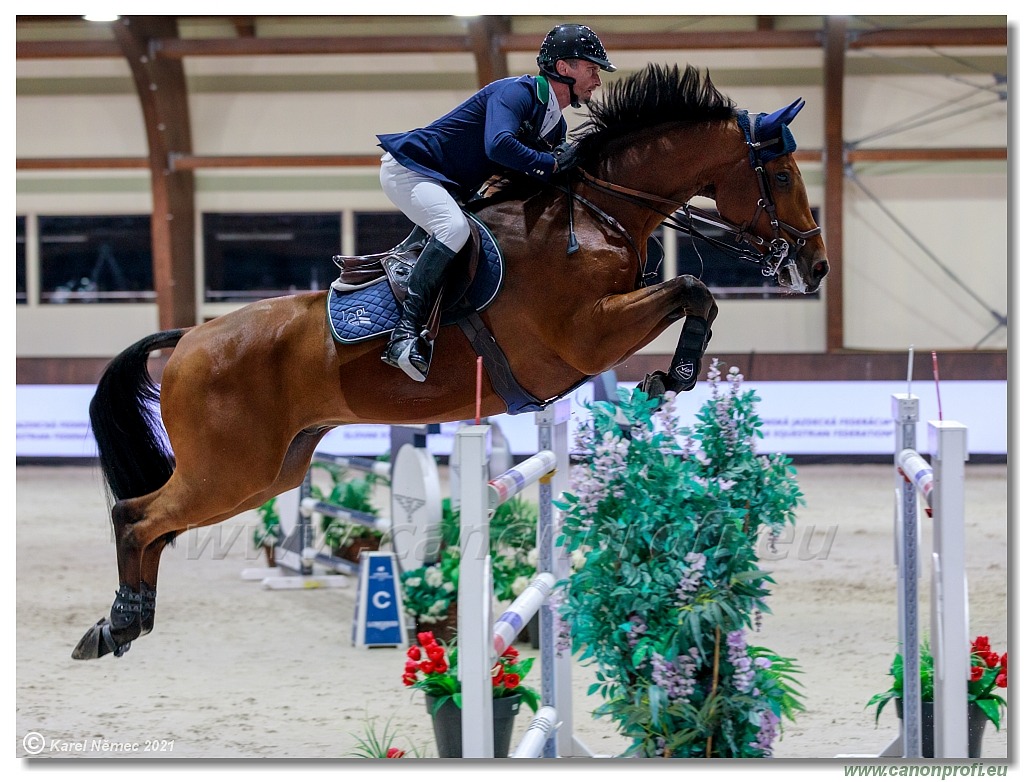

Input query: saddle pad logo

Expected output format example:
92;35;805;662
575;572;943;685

341;305;372;328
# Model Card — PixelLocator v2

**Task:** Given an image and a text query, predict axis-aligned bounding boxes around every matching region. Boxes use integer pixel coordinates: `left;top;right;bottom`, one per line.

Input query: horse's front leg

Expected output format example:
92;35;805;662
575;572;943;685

558;274;717;378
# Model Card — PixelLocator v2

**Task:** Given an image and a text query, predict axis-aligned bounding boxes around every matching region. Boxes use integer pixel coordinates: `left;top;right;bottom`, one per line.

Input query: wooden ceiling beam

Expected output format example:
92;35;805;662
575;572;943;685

467;16;510;88
112;15;196;330
823;16;847;353
848;26;1006;48
16;26;1006;61
153;35;472;59
16;147;1006;171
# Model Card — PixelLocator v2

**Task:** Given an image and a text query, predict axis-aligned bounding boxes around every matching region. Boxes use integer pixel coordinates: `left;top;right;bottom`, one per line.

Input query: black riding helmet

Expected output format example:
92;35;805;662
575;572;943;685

537;24;616;107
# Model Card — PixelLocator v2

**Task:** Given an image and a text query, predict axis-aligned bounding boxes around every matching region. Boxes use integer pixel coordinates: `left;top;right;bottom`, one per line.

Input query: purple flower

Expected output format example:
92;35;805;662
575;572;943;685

676;551;707;603
651;650;697;701
626;614;647;647
750;708;780;755
727;629;755;693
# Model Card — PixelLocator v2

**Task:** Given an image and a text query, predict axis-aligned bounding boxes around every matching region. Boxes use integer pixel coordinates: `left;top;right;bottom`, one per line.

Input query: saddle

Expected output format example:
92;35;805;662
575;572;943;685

326;211;504;349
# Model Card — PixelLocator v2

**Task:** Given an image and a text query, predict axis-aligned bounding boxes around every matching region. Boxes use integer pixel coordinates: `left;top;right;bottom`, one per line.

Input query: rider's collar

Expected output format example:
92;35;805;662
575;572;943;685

535;75;550;105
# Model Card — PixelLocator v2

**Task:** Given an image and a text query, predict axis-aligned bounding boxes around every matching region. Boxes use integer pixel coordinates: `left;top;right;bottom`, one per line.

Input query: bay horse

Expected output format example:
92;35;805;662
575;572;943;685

73;64;827;660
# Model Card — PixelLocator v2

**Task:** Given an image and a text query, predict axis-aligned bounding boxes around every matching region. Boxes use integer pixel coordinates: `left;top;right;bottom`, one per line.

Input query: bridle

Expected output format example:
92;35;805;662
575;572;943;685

566;112;822;290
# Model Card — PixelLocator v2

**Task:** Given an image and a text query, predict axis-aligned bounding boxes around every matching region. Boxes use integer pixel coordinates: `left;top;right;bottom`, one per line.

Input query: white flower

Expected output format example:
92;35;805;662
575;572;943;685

429;599;449;615
570;549;585;571
405;577;422;588
442;581;455;593
527;548;539;568
424;567;444;588
511;575;531;596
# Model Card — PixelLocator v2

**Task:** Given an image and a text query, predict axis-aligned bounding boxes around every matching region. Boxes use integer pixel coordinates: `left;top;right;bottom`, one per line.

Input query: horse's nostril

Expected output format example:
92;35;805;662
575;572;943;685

813;260;829;280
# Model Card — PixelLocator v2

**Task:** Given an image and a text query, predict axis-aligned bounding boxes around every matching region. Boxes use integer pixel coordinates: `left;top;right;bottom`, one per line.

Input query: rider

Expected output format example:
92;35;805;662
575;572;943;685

343;23;615;383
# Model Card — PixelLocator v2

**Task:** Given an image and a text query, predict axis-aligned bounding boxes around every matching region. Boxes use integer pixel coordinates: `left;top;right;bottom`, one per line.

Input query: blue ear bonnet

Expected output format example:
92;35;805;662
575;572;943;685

737;98;804;164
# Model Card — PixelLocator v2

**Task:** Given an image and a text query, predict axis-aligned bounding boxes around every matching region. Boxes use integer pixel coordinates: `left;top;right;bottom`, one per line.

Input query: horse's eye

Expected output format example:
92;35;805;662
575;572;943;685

775;171;791;187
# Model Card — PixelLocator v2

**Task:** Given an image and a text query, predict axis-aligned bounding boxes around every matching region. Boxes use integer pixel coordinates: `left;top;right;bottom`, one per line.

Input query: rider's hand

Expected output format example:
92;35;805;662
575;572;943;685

553;142;580;173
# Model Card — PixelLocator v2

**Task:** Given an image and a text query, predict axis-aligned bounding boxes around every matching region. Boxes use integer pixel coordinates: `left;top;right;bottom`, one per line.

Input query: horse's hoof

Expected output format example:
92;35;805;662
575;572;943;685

637;371;686;409
637;372;669;401
71;618;132;660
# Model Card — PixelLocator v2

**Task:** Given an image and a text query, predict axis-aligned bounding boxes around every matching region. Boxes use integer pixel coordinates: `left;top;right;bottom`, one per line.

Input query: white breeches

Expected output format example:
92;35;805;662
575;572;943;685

379;153;471;253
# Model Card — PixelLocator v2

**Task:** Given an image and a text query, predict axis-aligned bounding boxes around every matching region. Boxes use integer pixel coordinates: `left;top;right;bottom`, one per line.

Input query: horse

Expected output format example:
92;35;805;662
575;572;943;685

72;63;827;660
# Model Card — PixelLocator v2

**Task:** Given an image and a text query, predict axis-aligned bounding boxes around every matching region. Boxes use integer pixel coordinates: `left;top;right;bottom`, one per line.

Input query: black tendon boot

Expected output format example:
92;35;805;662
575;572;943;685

382;236;459;382
637;315;712;401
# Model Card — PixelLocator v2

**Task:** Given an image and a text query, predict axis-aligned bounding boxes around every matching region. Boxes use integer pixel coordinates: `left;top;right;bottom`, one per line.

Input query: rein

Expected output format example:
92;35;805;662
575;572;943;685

568;118;823;288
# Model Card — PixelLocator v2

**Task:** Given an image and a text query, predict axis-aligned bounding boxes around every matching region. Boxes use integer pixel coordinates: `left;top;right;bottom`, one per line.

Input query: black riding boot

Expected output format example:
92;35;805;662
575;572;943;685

382;236;459;382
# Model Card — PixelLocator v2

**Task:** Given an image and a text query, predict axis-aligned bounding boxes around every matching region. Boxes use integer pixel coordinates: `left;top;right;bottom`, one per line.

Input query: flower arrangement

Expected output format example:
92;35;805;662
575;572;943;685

868;636;1008;730
400;549;460;625
401;630;540;714
487;497;540;602
400;496;543;626
556;363;804;757
310;462;386;552
252;498;282;561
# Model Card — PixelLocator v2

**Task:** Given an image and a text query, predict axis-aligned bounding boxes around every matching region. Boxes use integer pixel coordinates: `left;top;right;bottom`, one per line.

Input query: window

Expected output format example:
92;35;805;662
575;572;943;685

673;207;821;299
203;212;341;302
38;215;153;304
354;211;416;255
16;216;26;304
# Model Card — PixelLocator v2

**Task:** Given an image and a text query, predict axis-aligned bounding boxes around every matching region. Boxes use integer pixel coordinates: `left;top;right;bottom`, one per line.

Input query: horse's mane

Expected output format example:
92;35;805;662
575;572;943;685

470;64;736;209
572;63;736;163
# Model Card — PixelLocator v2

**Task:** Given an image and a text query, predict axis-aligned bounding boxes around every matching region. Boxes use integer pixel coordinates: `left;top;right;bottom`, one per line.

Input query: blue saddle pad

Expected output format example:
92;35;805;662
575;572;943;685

327;213;504;344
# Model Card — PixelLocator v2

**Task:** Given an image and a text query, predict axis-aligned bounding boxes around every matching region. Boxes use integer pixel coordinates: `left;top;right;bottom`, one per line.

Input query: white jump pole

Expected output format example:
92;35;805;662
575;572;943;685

891;392;924;759
456;398;578;759
929;419;969;758
457;424;495;759
509;706;559;758
885;393;970;759
535;399;579;758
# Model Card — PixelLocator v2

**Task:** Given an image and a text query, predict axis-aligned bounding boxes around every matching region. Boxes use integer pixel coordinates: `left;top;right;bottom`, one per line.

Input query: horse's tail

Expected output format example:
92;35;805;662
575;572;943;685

89;329;186;502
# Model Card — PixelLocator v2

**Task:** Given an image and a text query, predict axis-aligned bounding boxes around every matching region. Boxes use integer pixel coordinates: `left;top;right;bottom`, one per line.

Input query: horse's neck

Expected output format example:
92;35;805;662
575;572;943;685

598;120;739;232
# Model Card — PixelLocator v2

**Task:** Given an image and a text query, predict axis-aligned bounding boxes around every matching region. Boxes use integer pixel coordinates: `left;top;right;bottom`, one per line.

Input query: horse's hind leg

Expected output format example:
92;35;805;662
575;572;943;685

132;427;331;627
71;491;163;660
83;427;330;658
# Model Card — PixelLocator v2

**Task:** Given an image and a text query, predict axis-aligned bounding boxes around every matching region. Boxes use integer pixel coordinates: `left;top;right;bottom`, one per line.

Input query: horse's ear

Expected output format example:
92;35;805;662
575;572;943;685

760;98;805;135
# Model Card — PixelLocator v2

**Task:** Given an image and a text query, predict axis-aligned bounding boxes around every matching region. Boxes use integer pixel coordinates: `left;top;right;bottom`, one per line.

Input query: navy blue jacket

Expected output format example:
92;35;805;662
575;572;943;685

378;75;565;201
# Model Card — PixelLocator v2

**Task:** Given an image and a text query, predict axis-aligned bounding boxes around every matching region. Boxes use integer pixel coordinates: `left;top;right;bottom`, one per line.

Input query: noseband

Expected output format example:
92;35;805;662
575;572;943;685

572;112;822;289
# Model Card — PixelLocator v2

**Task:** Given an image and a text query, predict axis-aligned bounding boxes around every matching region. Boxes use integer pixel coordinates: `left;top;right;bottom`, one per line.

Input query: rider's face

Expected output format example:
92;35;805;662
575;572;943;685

560;60;603;103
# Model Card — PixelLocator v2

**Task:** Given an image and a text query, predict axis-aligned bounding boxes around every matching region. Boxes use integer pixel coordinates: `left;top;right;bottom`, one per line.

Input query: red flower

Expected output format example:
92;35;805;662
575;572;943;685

404;660;419;673
972;636;991;653
504;673;521;689
434;659;448;673
983;651;1001;668
996;671;1008;688
504;646;520;659
406;646;422;660
491;663;505;686
419;660;435;674
1001;653;1008;669
417;631;436;646
386;747;406;758
401;673;417;686
427;645;445;662
971;666;985;682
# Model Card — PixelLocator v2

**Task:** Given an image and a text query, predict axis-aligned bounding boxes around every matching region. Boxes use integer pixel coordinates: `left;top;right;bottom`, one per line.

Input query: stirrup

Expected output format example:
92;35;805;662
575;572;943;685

382;335;430;383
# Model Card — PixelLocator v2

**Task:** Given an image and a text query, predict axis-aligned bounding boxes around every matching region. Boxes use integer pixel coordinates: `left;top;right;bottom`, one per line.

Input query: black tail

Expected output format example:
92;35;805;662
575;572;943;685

89;329;186;501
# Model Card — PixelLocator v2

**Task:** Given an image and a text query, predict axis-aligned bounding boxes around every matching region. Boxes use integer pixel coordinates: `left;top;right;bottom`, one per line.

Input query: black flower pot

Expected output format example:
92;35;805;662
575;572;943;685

896;699;988;757
425;693;522;758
